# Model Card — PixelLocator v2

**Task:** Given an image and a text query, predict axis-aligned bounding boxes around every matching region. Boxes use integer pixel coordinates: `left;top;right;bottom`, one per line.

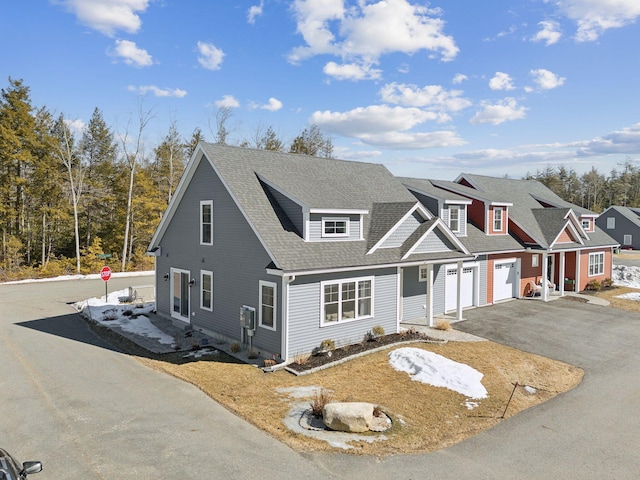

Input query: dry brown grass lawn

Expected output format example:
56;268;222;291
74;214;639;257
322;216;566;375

590;285;640;313
138;340;582;455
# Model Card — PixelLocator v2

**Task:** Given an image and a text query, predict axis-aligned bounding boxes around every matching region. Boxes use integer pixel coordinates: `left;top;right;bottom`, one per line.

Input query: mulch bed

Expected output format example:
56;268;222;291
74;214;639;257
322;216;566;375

286;331;440;374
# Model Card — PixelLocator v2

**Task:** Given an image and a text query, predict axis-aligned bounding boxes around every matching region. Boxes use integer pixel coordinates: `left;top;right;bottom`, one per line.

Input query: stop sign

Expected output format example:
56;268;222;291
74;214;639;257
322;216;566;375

100;266;112;281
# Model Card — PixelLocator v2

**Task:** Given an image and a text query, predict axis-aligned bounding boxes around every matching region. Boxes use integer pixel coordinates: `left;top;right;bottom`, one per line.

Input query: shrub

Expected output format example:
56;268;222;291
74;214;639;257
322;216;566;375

310;388;333;418
585;280;602;291
372;325;385;337
230;342;241;353
293;352;311;365
319;338;335;352
373;405;384;417
434;319;451;331
602;278;614;288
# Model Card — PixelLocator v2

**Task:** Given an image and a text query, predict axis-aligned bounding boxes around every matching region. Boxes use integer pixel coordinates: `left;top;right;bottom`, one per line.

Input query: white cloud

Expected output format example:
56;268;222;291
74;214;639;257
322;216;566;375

489;72;515;91
214;95;240;109
309;104;466;148
452;73;468;84
530;68;566;90
127;85;187;97
197;41;225;70
64;118;86;136
109;39;152;67
379;83;471;113
260;97;283;112
576;123;640;156
248;0;264;24
289;0;458;79
531;20;562;45
323;61;382;81
470;98;527;125
554;0;640;41
55;0;151;36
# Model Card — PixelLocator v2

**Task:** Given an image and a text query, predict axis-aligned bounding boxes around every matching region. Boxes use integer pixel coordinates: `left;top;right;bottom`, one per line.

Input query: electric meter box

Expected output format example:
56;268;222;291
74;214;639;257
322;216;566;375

240;306;256;330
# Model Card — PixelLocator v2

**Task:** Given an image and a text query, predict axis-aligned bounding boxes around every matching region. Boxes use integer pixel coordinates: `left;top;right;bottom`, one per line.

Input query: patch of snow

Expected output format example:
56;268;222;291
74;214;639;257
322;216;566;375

612;265;640;289
524;385;537;395
2;270;154;285
464;401;479;410
74;288;173;345
183;348;219;359
389;347;488;400
615;292;640;301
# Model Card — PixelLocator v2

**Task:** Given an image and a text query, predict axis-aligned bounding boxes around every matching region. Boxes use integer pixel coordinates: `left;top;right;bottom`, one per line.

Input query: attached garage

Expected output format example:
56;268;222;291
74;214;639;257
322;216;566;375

445;264;477;312
493;259;518;302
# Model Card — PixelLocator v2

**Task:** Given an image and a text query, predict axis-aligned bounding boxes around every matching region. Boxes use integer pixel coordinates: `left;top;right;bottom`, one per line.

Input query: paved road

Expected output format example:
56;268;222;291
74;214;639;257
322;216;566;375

0;276;334;480
3;278;640;479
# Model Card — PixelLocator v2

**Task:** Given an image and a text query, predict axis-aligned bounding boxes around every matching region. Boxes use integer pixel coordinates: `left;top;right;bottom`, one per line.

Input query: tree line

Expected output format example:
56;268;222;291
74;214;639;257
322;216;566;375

1;78;638;281
0;78;333;280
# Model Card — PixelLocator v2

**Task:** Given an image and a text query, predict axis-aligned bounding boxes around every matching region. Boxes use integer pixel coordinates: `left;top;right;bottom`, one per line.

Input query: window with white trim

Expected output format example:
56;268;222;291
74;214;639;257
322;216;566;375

493;207;503;232
201;270;213;311
624;234;632;246
322;277;373;325
259;281;276;330
200;200;213;245
419;265;429;282
606;217;615;229
449;206;460;232
588;252;604;276
532;254;539;268
582;219;590;230
322;217;349;237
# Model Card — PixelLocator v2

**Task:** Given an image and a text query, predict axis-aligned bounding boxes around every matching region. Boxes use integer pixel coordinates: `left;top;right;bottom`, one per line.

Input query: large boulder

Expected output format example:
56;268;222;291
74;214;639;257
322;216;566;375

323;402;374;433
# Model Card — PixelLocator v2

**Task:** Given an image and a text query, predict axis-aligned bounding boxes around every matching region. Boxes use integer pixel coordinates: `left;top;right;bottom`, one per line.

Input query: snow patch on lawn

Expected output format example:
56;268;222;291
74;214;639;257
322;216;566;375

612;265;640;288
615;292;640;301
74;288;173;345
389;347;488;401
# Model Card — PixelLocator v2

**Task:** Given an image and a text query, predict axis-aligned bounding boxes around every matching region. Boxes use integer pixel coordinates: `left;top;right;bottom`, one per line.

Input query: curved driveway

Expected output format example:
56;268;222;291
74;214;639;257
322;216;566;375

3;278;639;479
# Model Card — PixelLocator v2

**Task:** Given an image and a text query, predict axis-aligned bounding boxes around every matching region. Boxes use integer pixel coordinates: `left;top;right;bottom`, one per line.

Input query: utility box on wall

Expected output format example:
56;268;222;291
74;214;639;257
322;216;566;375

240;305;256;330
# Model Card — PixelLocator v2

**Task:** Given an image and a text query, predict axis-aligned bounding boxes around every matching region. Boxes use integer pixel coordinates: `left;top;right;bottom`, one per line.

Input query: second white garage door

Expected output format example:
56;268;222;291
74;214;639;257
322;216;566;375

493;261;517;302
445;266;475;312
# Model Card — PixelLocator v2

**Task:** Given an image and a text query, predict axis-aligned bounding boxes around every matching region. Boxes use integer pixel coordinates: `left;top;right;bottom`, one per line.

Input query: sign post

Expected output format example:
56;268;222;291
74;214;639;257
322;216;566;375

100;266;112;300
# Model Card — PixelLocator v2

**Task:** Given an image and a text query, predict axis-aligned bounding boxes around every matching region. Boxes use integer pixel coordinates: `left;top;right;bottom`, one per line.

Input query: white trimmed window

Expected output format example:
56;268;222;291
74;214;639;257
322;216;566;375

582;219;590;230
532;254;539;268
493;207;503;232
588;252;604;276
322;217;349;238
419;265;429;282
449;206;460;233
322;277;373;325
259;281;277;330
606;217;615;229
201;270;213;311
200;200;213;245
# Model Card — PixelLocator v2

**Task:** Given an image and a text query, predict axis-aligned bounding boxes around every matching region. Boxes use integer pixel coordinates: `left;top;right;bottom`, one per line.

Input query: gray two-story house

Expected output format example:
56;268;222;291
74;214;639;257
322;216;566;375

148;143;473;361
596;206;640;250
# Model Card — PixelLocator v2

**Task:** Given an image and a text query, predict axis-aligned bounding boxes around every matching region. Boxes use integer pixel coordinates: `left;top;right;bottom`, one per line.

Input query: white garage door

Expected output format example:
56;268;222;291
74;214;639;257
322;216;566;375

445;267;474;312
493;261;516;302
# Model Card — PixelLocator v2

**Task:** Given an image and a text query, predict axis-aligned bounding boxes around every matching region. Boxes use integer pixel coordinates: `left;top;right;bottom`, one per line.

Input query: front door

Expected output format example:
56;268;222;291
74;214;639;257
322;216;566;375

171;268;190;323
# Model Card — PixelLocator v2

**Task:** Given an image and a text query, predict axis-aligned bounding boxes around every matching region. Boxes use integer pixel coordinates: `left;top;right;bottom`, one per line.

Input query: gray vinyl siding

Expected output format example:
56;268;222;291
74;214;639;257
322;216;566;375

308;213;362;241
266;184;304;235
381;211;423;248
442;205;467;236
432;264;447;315
155;156;282;356
411;191;439;216
477;255;488;306
412;228;456;253
595;211;640;249
402;266;428;321
287;268;398;357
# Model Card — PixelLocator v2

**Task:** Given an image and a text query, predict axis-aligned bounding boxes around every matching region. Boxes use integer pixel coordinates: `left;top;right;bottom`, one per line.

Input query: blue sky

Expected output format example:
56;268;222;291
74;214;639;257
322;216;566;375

2;0;639;180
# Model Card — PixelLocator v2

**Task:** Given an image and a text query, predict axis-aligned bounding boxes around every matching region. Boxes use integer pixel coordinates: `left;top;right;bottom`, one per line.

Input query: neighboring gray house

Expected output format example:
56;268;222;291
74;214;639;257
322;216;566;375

596;206;640;250
148;143;473;361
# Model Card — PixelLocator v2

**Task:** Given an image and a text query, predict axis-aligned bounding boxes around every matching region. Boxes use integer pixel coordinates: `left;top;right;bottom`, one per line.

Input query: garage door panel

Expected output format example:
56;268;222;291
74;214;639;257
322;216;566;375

494;262;516;301
445;267;474;312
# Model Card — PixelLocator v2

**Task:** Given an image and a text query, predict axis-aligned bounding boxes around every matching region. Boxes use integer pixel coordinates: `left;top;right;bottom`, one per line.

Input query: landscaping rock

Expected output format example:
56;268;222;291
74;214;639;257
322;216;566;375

323;402;374;433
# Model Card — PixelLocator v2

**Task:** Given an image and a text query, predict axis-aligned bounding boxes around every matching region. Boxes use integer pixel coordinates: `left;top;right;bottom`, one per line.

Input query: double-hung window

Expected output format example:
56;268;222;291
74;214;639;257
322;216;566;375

449;206;460;233
606;217;615;229
200;200;213;245
582;219;590;230
493;207;503;232
201;270;213;311
588;252;604;276
322;277;373;325
259;281;276;330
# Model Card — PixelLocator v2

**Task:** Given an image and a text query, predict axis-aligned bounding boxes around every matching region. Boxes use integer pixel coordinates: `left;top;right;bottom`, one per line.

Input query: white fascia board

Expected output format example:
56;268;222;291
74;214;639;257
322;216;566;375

565;209;589;240
401;221;439;260
444;199;473;205
489;201;514;207
402;218;470;260
367;202;430;255
309;208;369;215
550;220;585;247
